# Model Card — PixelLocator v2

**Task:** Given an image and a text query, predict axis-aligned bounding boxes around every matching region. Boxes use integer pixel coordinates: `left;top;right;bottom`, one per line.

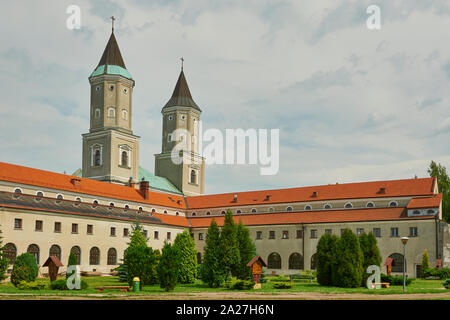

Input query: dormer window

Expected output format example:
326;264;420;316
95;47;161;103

56;194;64;204
389;201;398;207
251;208;257;213
324;203;332;209
304;205;312;210
344;202;353;209
366;202;375;208
35;191;44;202
286;206;293;212
13;188;22;199
92;200;99;208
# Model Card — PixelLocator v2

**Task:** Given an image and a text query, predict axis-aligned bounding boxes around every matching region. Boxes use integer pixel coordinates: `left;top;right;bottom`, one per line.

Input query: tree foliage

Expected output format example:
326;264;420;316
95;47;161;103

422;249;430;277
316;233;338;286
428;160;450;222
157;242;180;292
220;210;240;279
66;251;77;281
0;227;9;281
235;220;256;280
10;253;39;286
200;219;226;287
174;230;198;284
359;232;381;285
331;229;364;288
124;222;157;288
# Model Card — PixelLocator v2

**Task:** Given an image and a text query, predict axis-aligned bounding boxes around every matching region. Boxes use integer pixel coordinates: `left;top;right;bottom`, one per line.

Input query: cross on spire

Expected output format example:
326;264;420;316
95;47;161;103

180;57;184;71
111;16;115;32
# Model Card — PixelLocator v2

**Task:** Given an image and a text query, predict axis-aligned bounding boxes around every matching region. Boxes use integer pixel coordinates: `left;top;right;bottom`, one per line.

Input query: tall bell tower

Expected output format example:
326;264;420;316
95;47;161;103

82;21;140;185
155;62;205;196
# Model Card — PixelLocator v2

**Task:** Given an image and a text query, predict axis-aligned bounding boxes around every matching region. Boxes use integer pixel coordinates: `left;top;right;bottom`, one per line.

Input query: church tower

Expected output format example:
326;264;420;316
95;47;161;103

82;25;140;185
154;64;205;196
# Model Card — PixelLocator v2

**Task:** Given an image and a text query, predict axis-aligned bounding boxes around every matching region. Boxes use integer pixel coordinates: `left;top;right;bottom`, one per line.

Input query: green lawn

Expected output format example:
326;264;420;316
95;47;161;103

0;276;447;297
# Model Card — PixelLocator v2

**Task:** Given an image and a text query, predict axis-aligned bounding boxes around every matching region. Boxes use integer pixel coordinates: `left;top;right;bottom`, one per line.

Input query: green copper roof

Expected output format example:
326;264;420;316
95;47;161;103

90;65;133;80
71;167;182;195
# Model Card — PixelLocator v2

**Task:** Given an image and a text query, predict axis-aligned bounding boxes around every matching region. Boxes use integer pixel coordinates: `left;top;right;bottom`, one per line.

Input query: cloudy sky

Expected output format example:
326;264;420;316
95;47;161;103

1;0;450;194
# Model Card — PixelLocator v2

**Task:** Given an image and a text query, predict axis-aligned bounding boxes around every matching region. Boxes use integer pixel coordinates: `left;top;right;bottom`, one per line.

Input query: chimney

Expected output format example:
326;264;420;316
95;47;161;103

70;178;81;188
128;177;135;188
312;191;318;197
378;187;386;194
233;194;238;202
139;180;150;199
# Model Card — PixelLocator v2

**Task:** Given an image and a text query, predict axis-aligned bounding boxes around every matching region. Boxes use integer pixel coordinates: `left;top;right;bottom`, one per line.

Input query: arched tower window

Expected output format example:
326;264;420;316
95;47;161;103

190;169;197;184
107;107;115;118
121;151;128;167
122;109;128;120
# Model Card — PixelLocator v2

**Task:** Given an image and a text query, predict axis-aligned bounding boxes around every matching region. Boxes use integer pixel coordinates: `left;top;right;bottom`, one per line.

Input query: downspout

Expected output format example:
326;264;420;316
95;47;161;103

302;224;306;270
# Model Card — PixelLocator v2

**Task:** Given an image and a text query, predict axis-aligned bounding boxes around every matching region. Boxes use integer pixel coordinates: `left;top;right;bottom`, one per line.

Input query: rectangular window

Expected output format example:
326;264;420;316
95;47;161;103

198;233;204;240
14;219;22;230
35;220;43;231
110;227;116;237
373;228;381;238
269;231;275;239
54;222;61;233
282;230;289;239
340;229;346;236
87;224;93;235
357;228;364;236
256;231;263;240
409;227;418;237
143;230;148;239
311;229;318;239
123;228;129;237
154;231;159;239
190;233;194;239
390;227;399;237
325;229;332;235
167;232;171;240
296;230;303;239
72;223;78;234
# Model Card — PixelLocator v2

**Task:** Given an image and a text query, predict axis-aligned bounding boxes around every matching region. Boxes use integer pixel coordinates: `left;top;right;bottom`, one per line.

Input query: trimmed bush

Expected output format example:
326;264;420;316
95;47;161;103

17;280;46;290
50;279;88;290
380;273;413;286
157;242;180;292
272;282;293;289
225;277;254;290
173;230;197;284
317;233;338;286
423;268;450;280
10;253;39;286
443;279;450;289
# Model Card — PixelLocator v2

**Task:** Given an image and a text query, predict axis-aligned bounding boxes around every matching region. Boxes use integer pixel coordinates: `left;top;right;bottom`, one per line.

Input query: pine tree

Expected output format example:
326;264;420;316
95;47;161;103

331;229;364;288
157;242;180;292
173;230;197;283
316;233;338;286
66;251;77;281
421;249;430;277
359;232;381;286
220;210;240;279
124;222;157;288
0;226;9;281
200;219;225;287
235;220;256;280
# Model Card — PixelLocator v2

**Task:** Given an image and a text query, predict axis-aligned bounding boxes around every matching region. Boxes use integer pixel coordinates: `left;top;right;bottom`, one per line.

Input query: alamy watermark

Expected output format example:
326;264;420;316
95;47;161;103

366;5;381;30
170;122;280;176
66;5;81;30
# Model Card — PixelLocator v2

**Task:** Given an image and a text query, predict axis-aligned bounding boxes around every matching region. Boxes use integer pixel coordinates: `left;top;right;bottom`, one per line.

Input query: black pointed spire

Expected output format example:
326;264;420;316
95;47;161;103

97;31;126;69
164;69;201;111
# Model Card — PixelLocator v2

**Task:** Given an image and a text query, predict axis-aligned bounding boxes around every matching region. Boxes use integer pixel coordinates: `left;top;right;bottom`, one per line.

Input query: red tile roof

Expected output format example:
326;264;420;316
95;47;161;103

407;194;442;209
0;162;186;209
186;178;437;209
153;213;190;227
188;207;435;228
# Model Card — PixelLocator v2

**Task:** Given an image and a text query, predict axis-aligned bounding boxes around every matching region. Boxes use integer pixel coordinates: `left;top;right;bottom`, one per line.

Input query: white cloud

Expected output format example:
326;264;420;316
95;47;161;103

0;0;450;194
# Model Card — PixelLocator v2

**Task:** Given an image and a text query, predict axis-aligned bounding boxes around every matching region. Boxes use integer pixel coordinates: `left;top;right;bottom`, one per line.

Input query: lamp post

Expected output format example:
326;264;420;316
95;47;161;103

400;237;409;292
